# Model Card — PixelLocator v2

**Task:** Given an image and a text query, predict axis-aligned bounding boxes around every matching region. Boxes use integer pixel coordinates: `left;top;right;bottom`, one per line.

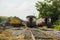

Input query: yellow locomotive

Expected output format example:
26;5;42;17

9;17;23;27
10;19;21;24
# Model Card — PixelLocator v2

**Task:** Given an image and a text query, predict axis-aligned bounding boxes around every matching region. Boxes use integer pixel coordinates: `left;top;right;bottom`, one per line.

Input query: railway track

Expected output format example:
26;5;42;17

4;27;59;40
6;27;28;35
29;28;59;40
41;30;60;40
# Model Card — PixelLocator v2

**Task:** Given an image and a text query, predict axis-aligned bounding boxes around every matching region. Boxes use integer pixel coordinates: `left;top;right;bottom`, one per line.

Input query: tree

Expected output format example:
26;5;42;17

36;0;60;24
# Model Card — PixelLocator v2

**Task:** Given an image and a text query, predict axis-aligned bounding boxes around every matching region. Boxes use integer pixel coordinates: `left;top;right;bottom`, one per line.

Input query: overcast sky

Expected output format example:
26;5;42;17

0;0;44;20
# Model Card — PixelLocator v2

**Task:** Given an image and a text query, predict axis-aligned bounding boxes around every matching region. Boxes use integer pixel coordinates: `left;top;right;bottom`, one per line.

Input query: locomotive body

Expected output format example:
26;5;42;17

26;21;36;27
36;18;46;27
9;17;23;27
26;15;51;27
36;17;51;27
26;15;36;27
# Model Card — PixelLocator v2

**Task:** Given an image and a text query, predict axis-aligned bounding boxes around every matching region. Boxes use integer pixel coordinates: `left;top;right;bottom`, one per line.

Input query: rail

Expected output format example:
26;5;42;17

29;28;59;40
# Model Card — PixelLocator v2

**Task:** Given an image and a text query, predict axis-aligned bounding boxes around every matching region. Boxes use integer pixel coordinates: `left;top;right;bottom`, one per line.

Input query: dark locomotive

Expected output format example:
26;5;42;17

26;15;36;27
26;15;51;28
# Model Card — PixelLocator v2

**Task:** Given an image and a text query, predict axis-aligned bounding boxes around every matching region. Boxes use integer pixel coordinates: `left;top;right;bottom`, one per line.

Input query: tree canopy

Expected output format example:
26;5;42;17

36;0;60;23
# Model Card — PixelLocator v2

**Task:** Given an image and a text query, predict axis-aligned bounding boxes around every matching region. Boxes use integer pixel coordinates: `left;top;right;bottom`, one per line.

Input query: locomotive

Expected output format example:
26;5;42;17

26;15;51;28
9;17;24;27
36;17;46;27
26;15;36;27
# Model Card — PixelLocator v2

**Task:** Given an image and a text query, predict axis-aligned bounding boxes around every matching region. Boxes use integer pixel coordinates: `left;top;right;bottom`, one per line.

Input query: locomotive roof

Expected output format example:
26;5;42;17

26;15;36;18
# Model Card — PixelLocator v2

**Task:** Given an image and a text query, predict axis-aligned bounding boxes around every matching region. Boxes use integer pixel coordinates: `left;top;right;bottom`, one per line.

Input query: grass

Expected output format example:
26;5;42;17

53;25;60;31
38;26;48;30
0;28;25;40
